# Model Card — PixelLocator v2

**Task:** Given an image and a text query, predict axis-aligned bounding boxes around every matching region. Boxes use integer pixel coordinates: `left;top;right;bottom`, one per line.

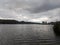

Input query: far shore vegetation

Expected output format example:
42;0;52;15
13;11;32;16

0;19;58;24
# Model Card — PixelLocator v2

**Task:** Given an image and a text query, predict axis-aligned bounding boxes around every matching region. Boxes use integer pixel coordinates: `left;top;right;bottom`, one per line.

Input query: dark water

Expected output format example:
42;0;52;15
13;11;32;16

0;24;60;45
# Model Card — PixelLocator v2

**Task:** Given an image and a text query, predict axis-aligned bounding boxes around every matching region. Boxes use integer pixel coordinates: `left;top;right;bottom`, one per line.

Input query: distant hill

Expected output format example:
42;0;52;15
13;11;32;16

0;19;19;24
0;19;41;24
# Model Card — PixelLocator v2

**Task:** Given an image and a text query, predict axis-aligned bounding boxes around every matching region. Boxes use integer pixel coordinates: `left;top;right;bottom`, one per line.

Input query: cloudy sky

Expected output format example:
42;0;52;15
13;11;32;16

0;0;60;22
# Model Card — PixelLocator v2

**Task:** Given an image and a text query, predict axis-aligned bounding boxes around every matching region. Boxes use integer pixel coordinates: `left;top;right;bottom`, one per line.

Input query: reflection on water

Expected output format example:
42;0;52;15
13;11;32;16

0;24;60;45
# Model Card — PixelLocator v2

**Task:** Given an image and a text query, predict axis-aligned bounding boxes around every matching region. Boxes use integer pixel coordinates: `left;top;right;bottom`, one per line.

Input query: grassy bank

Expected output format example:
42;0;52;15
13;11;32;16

53;21;60;35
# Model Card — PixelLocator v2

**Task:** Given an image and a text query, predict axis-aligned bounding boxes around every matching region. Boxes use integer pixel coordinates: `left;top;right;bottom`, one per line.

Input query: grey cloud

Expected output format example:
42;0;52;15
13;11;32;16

25;0;60;13
0;9;18;19
0;0;60;22
0;0;60;13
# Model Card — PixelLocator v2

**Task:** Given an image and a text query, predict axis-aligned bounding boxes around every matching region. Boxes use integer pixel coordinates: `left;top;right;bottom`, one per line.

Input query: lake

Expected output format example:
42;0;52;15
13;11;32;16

0;24;60;45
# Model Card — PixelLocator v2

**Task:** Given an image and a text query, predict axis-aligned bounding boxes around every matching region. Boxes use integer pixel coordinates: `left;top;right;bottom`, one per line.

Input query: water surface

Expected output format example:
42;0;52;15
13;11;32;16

0;24;60;45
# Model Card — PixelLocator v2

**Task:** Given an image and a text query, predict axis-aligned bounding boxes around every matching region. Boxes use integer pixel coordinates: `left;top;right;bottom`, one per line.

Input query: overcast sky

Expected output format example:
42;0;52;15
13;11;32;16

0;0;60;22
